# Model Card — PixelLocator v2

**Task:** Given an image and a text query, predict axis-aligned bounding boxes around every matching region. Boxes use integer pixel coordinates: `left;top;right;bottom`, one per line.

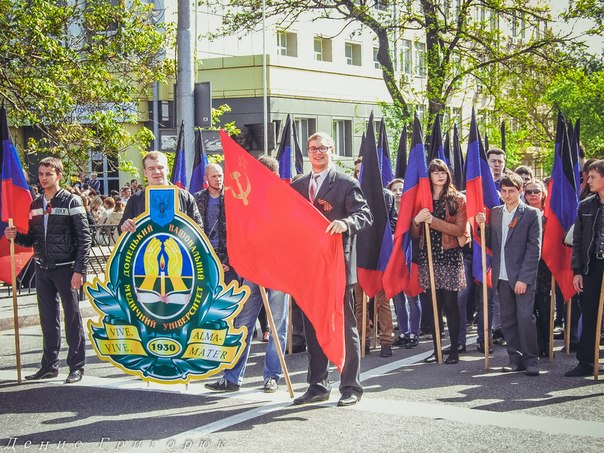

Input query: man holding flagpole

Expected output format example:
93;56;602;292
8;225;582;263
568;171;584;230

291;132;372;407
5;157;91;384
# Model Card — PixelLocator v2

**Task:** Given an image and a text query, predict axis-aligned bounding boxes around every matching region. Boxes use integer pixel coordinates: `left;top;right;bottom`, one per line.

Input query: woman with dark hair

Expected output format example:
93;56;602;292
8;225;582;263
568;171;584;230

412;159;467;364
524;179;552;357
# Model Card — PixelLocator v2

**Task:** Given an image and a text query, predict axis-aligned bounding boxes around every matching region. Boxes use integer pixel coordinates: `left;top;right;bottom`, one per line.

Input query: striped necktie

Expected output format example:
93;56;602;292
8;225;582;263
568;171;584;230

309;174;320;203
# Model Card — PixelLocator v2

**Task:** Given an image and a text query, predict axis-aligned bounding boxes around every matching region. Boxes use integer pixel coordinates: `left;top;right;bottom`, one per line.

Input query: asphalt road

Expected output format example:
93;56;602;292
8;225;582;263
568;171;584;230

0;319;602;453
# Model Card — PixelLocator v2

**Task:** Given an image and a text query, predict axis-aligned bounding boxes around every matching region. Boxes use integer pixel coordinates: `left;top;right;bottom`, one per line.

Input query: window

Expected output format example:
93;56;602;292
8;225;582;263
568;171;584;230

314;36;332;62
294;118;317;156
415;105;426;123
345;42;362;66
373;47;381;69
277;31;298;57
401;39;412;75
511;14;518;38
332;120;353;157
414;41;426;77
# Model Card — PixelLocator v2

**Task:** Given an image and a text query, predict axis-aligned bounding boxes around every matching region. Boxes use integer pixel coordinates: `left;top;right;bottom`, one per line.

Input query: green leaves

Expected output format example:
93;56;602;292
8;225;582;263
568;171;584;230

0;0;174;174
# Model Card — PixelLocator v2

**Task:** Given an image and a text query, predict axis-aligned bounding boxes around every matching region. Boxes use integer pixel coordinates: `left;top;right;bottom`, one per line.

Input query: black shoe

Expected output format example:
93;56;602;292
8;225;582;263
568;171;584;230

337;393;361;407
501;363;525;373
445;354;459;365
525;365;540;377
65;369;83;384
423;353;437;363
286;344;306;354
565;362;594;377
25;369;59;381
293;389;331;405
443;344;466;354
379;345;392;357
204;378;240;392
393;335;407;347
405;333;419;349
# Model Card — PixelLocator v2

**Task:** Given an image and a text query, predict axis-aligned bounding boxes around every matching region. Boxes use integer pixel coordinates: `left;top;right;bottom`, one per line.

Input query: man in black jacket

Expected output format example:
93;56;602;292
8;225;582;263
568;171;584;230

567;159;604;377
119;151;202;232
5;157;91;384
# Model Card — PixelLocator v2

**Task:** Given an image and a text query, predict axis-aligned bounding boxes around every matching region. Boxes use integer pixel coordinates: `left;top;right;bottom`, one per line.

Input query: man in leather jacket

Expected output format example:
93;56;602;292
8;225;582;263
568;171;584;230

5;157;91;384
567;159;604;377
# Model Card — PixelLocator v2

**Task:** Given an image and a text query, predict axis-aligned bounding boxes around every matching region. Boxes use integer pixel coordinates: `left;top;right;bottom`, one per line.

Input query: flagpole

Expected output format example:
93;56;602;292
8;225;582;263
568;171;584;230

373;296;378;349
593;277;604;381
479;218;490;369
287;295;293;355
565;298;572;354
8;219;22;383
549;278;556;361
361;292;367;357
424;222;442;364
259;286;294;397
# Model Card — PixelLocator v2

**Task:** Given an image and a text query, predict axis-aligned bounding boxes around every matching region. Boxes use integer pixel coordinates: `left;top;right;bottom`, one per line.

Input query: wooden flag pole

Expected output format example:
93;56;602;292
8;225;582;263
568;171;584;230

549;278;556;361
373;295;378;349
479;220;490;369
361;292;367;357
287;295;293;355
259;286;293;398
593;276;604;381
424;222;442;364
8;219;22;383
565;297;572;355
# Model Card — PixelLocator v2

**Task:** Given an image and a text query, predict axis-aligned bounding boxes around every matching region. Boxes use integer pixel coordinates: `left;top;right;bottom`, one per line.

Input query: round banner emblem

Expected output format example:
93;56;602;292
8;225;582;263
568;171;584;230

86;187;249;384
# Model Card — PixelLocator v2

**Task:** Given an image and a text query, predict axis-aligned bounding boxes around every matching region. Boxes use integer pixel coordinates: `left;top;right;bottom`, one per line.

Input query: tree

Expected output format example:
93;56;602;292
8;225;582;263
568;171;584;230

0;0;174;174
201;0;570;131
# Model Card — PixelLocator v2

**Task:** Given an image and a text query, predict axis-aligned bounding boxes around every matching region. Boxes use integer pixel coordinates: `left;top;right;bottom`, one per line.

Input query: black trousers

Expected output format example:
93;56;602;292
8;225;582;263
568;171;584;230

302;285;362;397
36;265;86;372
577;257;604;365
421;289;460;353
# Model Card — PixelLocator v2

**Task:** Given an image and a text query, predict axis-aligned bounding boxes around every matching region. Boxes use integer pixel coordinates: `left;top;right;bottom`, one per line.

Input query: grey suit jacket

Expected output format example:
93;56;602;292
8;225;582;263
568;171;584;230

485;202;542;288
292;168;373;285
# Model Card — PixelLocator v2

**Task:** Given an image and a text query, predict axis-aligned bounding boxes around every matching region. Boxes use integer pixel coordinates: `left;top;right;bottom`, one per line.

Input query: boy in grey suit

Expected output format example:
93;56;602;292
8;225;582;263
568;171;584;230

477;173;542;376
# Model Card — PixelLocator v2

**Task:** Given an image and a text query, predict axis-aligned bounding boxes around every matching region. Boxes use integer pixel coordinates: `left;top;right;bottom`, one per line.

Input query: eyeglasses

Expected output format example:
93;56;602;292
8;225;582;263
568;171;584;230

308;146;330;154
525;189;542;195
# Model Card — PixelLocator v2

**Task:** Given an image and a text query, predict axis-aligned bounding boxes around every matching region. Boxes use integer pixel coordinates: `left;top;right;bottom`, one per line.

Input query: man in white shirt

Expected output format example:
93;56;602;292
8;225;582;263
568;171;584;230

476;173;542;376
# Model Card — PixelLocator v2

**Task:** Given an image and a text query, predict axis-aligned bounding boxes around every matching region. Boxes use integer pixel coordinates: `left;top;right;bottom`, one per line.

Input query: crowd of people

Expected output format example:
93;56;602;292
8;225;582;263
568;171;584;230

5;134;603;407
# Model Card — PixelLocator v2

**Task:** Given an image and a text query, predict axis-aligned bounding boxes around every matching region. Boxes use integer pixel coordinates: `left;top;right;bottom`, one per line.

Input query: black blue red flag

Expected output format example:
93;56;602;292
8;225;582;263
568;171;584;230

0;104;34;283
189;129;209;194
357;114;394;297
543;112;578;301
276;114;304;182
394;124;408;179
383;115;432;298
377;118;394;187
465;109;500;284
170;122;187;189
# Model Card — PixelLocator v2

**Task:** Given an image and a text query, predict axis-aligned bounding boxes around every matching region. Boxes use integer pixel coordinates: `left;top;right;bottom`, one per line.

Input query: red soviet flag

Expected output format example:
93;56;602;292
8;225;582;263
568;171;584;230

221;131;346;371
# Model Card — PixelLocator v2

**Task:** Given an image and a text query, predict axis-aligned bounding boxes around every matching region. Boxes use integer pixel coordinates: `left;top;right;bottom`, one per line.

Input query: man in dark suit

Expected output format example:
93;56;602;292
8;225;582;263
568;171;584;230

291;132;372;407
477;173;542;376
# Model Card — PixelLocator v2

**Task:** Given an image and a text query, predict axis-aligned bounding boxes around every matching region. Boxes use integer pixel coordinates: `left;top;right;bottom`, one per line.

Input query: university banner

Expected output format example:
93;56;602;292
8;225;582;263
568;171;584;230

85;186;249;384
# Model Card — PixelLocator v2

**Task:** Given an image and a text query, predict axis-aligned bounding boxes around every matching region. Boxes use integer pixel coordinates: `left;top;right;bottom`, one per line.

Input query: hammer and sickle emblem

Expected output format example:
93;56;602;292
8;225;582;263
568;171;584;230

226;171;251;206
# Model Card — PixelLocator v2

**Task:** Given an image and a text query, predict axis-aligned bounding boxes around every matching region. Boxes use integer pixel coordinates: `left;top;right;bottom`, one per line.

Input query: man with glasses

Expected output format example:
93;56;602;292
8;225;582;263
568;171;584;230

291;132;372;407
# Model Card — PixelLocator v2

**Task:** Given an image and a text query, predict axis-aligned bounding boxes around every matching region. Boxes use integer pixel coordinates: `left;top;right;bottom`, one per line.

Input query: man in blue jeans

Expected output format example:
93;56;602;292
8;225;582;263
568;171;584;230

204;155;289;393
